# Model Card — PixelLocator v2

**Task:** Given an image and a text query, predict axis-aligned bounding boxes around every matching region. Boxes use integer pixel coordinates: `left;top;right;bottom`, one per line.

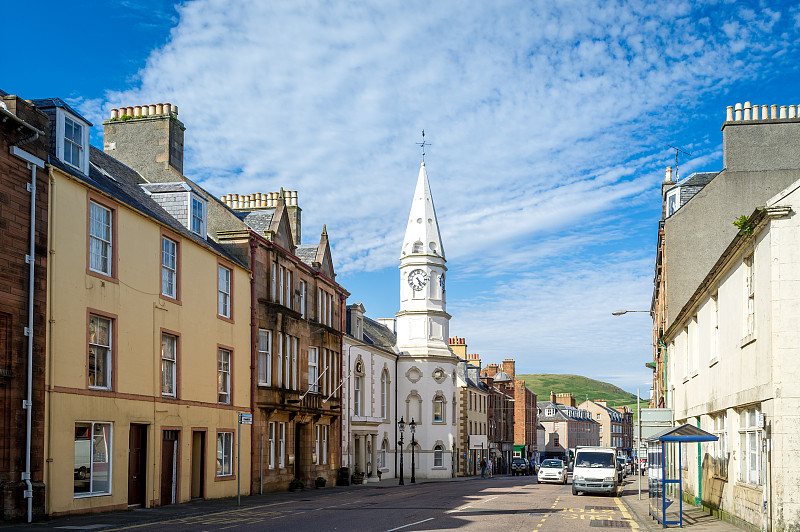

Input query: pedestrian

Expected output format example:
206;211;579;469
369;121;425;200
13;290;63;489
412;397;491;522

480;458;487;478
488;458;493;478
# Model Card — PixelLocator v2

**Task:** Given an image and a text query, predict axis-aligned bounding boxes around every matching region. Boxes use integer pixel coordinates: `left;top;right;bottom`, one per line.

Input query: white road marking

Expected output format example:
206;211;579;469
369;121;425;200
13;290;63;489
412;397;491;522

384;517;435;531
481;496;499;504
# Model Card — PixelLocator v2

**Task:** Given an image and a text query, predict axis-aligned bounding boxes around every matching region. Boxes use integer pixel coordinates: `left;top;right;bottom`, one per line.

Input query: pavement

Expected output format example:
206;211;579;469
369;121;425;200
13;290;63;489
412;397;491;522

1;472;748;531
619;473;744;531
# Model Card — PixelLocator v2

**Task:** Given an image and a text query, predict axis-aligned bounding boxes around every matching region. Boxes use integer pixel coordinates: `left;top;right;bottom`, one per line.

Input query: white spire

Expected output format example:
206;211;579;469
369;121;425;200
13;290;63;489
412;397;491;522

401;162;445;260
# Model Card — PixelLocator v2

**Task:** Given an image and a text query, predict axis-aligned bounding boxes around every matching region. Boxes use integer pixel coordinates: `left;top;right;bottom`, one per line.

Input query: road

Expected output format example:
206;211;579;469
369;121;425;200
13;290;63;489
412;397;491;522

98;475;643;531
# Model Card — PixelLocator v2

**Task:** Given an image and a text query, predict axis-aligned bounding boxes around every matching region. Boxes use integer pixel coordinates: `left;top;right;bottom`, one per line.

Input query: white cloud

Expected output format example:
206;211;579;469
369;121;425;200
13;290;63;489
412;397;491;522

82;0;800;392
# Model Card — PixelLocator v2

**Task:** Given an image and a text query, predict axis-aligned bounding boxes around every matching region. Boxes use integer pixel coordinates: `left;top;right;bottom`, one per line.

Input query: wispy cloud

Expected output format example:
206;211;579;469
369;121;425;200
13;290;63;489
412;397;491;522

79;0;800;392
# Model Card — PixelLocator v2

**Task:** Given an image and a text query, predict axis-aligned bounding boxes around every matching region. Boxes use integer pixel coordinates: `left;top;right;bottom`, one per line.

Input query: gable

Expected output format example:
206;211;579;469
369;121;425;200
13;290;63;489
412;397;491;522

269;201;296;253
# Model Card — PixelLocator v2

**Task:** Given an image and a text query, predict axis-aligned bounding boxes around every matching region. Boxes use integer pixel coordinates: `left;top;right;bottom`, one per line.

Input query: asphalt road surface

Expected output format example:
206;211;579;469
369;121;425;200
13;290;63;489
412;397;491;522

95;475;643;532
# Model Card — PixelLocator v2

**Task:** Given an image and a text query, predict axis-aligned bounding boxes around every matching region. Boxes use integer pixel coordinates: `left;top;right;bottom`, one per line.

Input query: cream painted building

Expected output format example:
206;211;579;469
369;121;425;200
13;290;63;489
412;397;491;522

394;161;460;479
449;339;489;476
342;304;398;482
578;399;626;450
664;177;800;531
35;99;251;516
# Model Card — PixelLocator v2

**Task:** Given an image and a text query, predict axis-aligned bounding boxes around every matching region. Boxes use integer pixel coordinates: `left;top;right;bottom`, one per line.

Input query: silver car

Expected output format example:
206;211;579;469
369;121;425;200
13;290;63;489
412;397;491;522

537;458;567;484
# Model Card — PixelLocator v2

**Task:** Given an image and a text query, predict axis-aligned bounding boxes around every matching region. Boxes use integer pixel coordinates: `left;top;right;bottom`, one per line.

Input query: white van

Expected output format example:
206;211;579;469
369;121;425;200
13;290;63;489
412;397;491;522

572;446;619;496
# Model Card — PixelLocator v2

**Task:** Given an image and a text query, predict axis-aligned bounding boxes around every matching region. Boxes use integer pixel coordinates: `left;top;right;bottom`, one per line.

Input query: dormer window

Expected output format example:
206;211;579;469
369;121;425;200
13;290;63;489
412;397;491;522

666;188;680;217
56;109;90;174
190;194;207;236
545;407;556;416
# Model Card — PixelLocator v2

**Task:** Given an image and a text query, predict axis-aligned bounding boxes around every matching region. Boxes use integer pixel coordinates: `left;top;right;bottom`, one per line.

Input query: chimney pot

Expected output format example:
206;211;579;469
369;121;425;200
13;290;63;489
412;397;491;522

734;102;743;121
156;103;164;114
744;101;751;120
171;104;178;116
164;103;171;115
789;105;797;119
771;105;778;119
665;166;673;182
780;106;787;119
126;106;134;117
726;106;734;122
149;104;157;115
110;108;118;120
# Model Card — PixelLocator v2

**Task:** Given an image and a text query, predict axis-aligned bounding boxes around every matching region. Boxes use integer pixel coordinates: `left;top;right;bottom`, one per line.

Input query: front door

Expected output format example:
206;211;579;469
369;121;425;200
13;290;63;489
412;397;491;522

191;431;205;499
128;424;147;506
160;430;179;505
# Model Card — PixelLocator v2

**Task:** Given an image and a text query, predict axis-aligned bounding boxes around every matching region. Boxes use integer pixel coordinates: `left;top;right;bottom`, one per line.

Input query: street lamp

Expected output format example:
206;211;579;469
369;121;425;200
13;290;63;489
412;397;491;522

410;418;417;484
398;417;405;486
611;309;653;316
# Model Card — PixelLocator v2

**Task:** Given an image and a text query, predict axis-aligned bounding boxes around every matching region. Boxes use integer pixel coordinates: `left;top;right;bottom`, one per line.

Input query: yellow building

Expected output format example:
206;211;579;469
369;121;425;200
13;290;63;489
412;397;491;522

34;99;251;515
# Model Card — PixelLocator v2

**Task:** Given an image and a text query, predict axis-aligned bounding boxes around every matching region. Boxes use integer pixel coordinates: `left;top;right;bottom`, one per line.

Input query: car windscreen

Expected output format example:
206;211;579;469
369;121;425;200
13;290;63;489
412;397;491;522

541;460;562;468
575;452;614;468
512;459;525;464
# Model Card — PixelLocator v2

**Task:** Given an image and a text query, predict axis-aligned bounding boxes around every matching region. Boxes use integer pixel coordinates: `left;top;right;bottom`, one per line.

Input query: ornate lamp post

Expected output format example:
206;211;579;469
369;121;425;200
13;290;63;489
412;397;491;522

398;417;405;486
410;418;417;484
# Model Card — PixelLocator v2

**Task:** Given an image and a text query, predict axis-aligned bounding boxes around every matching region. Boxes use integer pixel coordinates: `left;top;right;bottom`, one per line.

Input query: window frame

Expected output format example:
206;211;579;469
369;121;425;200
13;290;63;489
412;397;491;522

268;422;276;469
160;330;179;398
73;421;113;497
322;425;328;465
87;310;116;391
190;193;207;237
160;233;181;302
738;406;761;485
57;108;90;174
217;262;233;321
86;195;118;282
217;346;233;405
279;422;286;468
299;280;307;318
216;431;234;478
433;395;445;423
258;329;272;386
433;445;444;467
744;254;755;337
308;347;319;393
277;332;283;388
354;375;362;416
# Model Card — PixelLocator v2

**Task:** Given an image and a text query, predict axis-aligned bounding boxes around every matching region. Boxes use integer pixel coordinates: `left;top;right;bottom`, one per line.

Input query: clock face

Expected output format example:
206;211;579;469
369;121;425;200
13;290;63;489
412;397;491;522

408;269;429;291
355;360;363;373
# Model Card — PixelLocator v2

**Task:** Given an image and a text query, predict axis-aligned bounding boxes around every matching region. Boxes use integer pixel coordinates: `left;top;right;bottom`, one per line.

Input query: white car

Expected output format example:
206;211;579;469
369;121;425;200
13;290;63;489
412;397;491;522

537;459;567;484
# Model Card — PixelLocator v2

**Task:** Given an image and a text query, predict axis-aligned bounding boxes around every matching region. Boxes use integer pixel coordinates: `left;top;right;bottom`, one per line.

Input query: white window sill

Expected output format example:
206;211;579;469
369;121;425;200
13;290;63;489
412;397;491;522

735;481;763;491
74;492;111;499
740;335;756;348
709;357;719;367
431;466;447;470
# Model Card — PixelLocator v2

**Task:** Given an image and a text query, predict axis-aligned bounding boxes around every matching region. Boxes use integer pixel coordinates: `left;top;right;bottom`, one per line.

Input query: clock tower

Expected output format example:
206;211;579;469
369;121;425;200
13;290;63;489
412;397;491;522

395;161;452;357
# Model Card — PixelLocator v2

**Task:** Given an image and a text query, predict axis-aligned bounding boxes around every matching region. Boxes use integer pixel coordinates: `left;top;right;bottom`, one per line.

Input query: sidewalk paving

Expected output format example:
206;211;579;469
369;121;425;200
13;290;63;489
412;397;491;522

0;474;479;531
620;475;744;531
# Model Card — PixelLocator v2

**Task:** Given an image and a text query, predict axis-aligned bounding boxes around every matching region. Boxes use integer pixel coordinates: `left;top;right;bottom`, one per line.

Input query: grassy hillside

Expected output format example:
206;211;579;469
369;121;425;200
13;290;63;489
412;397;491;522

517;374;646;412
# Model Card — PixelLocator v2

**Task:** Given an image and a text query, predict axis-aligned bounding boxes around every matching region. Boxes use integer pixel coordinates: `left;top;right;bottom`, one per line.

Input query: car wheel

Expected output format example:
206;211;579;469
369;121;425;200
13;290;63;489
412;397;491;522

572;486;579;496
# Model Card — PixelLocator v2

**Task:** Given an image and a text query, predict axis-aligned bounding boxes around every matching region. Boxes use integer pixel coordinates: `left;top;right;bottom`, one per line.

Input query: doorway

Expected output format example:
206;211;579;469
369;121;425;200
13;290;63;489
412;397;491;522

128;424;147;506
294;423;303;479
191;431;206;499
160;430;179;505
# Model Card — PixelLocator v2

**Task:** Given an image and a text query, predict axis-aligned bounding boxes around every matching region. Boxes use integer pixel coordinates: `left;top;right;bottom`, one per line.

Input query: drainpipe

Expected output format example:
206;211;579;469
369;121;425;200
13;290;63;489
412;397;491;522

10;141;44;523
249;239;258;493
394;351;398;477
697;417;702;506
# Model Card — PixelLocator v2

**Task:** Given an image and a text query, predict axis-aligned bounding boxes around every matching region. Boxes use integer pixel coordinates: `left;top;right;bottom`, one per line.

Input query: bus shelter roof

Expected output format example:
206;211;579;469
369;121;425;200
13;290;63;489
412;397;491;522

646;423;718;443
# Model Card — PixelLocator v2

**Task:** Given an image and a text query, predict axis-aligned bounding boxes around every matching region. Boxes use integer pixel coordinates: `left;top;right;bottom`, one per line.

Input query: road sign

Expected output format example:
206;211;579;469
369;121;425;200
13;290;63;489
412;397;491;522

239;413;253;425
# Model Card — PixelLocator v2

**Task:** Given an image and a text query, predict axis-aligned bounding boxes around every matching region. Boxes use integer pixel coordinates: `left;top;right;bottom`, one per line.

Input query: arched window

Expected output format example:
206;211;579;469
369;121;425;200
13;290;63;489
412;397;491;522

381;371;388;419
434;445;443;467
433;395;444;423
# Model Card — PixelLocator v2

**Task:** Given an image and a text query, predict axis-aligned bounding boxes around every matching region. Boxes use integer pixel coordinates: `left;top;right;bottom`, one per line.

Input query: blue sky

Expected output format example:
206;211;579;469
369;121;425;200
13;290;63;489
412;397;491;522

4;0;800;395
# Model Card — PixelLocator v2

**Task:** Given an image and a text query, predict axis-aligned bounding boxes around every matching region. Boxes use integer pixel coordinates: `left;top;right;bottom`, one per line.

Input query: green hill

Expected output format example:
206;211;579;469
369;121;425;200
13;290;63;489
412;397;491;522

517;374;646;413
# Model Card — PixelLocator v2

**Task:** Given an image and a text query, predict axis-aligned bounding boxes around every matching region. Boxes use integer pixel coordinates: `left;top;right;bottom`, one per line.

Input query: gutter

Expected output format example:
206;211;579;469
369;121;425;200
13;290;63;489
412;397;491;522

9;142;45;523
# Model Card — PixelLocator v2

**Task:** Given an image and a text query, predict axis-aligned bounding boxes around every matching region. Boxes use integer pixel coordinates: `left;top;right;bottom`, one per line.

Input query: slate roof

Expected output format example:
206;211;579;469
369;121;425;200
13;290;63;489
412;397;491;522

667;171;720;210
235;209;275;234
537;401;598;424
295;245;319;264
362;316;398;351
140;182;193;194
493;371;512;383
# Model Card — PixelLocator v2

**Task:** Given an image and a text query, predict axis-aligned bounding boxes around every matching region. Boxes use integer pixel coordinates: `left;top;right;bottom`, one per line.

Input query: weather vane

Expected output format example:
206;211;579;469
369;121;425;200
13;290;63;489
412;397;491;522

417;130;431;162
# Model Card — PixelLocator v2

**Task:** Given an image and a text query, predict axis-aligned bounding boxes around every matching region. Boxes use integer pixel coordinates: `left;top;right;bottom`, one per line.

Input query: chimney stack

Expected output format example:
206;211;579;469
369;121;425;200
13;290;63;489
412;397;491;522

502;359;516;379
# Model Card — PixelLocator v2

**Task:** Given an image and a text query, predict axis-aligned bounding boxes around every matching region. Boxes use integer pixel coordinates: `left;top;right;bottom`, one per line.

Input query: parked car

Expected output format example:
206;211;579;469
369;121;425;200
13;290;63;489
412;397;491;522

537;458;567;484
511;458;530;476
572;446;619;496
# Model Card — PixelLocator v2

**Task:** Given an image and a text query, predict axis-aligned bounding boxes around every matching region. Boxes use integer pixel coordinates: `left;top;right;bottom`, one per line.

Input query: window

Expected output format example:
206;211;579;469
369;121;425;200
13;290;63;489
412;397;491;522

545;407;555;416
553;436;560;447
218;265;231;319
745;255;755;336
74;422;112;496
89;201;112;276
161;333;177;397
279;266;285;306
308;347;319;393
161;237;178;299
88;314;112;389
279;422;286;468
292;337;298;390
738;406;761;485
271;263;277;302
218;348;231;404
315;425;321;465
434;445;443;467
318;288;323;323
322;425;328;464
258;329;271;386
299;280;306;318
433;395;444;422
285;269;292;309
216;432;233;476
690;315;698;374
268;422;276;469
283;335;291;389
354;375;362;416
379;440;387;469
64;115;84;168
712;412;727;462
190;195;206;237
277;333;283;388
666;188;680;217
381;371;388;418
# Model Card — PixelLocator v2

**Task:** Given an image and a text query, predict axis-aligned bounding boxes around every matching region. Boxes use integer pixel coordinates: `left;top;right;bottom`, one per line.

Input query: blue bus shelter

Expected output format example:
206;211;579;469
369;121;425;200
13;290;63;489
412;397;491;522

647;424;717;528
